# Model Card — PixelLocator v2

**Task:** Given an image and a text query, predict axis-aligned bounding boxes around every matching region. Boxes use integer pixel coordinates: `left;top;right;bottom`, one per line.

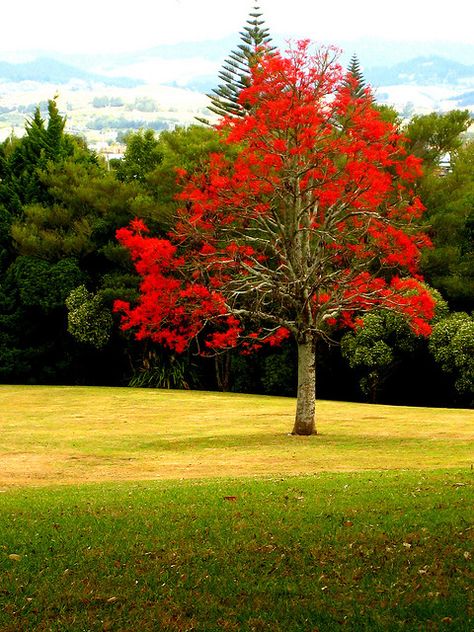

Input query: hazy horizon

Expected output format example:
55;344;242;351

1;0;472;58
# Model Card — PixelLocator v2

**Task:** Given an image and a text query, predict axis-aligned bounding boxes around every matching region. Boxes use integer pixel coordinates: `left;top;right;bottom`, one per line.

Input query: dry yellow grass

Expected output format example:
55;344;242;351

0;385;472;487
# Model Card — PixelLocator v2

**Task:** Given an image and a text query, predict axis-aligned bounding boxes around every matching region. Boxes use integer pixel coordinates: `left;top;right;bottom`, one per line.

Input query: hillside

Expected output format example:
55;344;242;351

366;55;474;88
1;47;473;148
0;56;142;87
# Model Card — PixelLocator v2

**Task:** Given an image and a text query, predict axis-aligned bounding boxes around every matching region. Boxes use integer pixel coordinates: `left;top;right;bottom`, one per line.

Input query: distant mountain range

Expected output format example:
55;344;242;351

180;55;474;95
180;55;474;110
0;57;143;87
61;36;474;69
0;46;473;113
365;56;474;87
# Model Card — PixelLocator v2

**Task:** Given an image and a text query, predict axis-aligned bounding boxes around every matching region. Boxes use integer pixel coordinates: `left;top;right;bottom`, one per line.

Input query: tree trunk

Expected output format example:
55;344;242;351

292;338;317;435
215;352;231;392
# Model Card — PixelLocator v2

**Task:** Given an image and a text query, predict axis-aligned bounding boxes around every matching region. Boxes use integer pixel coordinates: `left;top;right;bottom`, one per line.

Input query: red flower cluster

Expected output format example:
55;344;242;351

114;41;435;355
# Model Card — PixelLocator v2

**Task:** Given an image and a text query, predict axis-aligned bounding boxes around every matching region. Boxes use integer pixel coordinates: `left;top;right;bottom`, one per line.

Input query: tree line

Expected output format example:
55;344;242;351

0;97;471;407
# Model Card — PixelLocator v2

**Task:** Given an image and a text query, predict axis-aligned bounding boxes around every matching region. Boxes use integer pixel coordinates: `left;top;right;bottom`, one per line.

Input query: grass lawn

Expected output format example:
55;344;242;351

0;385;472;487
0;386;473;630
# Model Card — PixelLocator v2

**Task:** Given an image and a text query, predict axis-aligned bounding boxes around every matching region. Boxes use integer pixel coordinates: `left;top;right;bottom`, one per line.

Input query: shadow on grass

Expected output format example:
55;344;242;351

135;432;456;453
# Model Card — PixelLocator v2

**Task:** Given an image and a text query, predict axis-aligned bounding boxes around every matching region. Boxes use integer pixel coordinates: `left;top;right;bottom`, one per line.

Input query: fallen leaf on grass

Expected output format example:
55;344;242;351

223;496;237;502
8;554;21;561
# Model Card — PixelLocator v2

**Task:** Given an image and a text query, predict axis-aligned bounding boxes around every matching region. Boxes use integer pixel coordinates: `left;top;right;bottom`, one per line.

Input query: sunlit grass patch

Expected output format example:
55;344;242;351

0;385;472;487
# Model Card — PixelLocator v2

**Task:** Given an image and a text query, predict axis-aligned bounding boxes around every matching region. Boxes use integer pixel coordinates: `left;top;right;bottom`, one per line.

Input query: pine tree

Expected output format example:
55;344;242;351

345;53;369;99
20;108;47;169
45;97;67;160
6;98;73;206
206;4;274;119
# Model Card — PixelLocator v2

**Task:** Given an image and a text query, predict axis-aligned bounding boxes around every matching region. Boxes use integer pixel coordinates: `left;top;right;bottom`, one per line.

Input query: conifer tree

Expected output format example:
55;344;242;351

206;4;274;119
345;53;369;99
7;98;74;206
45;97;67;159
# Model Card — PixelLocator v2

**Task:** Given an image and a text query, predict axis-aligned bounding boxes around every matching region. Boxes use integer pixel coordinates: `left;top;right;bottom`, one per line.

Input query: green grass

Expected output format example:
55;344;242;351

1;471;473;631
0;386;473;630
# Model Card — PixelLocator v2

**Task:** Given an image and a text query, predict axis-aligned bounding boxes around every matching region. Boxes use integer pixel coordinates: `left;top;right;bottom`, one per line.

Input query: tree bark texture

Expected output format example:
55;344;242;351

292;339;317;435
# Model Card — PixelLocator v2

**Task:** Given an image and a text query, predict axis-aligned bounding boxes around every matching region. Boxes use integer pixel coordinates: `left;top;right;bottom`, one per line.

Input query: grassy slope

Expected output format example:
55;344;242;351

0;385;473;487
0;386;472;630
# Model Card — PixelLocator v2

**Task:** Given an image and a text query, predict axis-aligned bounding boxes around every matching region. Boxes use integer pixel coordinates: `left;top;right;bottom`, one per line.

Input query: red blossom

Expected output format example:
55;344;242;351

114;40;435;355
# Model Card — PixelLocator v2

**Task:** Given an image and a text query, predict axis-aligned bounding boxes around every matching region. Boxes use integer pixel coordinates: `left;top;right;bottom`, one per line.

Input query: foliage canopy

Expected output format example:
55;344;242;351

116;42;435;433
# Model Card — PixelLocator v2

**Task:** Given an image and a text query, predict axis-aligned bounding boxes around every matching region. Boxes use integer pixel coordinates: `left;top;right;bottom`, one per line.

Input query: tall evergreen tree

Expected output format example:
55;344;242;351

343;55;401;125
206;4;274;119
5;98;79;208
44;98;67;159
344;53;369;99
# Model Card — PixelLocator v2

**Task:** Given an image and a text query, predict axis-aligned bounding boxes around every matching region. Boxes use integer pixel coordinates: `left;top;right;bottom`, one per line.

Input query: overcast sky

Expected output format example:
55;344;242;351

1;0;472;55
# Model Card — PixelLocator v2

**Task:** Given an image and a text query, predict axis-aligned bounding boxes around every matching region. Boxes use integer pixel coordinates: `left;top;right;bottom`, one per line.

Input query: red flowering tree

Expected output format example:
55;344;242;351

115;41;435;435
